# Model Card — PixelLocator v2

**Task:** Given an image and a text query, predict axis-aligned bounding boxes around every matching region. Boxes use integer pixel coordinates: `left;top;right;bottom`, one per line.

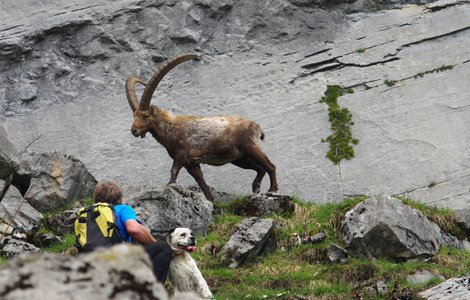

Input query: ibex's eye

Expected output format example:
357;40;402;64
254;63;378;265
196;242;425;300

143;114;149;120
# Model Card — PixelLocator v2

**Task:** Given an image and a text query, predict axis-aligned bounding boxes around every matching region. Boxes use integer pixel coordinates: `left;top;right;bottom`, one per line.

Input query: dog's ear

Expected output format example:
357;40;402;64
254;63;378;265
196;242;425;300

167;229;175;243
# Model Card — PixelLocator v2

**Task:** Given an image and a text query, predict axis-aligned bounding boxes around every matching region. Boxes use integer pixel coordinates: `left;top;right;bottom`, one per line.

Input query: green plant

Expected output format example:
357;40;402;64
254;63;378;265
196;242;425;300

396;196;466;239
356;48;366;53
41;233;77;253
191;196;470;299
320;85;359;165
384;79;398;87
3;195;470;299
414;65;454;79
428;180;438;188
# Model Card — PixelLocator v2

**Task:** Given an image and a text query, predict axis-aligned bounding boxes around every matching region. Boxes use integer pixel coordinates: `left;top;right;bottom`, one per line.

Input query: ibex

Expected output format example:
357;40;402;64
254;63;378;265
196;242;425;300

125;54;278;201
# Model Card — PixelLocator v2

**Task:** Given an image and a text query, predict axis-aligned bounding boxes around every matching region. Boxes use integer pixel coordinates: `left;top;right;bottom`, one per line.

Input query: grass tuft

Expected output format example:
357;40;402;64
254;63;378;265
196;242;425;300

320;85;359;165
2;195;470;299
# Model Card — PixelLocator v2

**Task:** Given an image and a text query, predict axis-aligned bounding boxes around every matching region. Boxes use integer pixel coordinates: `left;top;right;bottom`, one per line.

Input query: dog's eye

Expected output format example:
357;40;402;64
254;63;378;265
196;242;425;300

180;233;186;237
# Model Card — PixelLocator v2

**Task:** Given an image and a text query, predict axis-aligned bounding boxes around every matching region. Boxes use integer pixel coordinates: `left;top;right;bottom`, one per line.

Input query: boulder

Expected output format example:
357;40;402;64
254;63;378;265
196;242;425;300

419;272;470;300
221;217;276;269
123;184;213;241
32;232;63;247
244;193;296;217
341;196;470;259
0;244;168;300
0;123;19;182
406;269;444;285
0;223;13;236
1;236;40;257
327;243;348;263
46;201;82;235
0;185;43;236
13;150;97;213
302;232;327;245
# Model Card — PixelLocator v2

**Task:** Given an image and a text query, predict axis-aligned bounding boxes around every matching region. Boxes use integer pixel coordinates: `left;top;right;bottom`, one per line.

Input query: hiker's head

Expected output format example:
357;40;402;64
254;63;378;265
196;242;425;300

94;181;123;204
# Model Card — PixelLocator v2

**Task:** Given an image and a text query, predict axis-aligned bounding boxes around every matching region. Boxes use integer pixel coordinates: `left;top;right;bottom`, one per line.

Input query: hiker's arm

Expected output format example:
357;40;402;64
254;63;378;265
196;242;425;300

124;219;157;244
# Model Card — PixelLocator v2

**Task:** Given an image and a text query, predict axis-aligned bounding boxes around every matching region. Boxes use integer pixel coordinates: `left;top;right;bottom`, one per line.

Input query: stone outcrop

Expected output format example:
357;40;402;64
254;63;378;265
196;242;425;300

123;184;213;241
1;235;40;258
0;185;43;236
46;202;82;235
221;217;276;268
12;150;97;213
0;123;19;192
419;271;470;300
341;196;470;259
242;193;296;217
0;123;19;181
0;244;169;300
327;243;348;263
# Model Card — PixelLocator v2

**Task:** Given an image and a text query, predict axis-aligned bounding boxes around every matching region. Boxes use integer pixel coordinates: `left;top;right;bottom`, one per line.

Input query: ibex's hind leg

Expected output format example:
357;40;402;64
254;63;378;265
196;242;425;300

186;164;214;202
243;147;278;193
231;157;266;194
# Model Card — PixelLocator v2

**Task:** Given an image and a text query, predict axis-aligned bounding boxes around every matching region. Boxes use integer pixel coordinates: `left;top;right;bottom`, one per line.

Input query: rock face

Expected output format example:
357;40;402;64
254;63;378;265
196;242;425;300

13;150;97;213
419;271;470;300
0;244;168;300
0;186;43;236
0;123;19;181
1;0;469;221
341;196;470;259
1;236;40;258
123;184;213;241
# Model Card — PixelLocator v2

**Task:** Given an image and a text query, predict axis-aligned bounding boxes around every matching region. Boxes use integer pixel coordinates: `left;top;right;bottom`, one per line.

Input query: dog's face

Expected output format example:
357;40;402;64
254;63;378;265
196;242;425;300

168;227;196;254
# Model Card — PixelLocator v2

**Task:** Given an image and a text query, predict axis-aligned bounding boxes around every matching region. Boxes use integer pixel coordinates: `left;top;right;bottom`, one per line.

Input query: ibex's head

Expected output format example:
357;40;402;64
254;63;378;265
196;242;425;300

125;53;198;138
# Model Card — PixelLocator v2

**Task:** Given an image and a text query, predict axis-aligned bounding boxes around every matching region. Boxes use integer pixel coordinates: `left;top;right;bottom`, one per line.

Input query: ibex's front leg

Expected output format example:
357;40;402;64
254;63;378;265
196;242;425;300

168;152;186;184
186;164;214;202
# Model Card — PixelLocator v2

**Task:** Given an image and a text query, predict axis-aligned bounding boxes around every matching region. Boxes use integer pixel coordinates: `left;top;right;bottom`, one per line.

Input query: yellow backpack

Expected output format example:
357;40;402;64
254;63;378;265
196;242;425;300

74;203;123;253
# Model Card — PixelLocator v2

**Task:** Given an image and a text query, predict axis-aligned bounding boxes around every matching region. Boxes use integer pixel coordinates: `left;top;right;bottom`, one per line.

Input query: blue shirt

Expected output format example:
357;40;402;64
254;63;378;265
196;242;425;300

114;204;142;242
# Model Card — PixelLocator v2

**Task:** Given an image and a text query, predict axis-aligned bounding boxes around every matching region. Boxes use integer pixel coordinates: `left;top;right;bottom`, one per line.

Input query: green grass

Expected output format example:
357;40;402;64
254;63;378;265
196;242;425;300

396;196;466;239
190;196;470;299
2;195;470;299
41;233;76;253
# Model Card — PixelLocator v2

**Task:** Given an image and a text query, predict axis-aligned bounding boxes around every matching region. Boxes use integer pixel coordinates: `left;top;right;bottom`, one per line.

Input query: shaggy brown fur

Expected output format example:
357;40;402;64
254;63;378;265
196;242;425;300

126;54;278;201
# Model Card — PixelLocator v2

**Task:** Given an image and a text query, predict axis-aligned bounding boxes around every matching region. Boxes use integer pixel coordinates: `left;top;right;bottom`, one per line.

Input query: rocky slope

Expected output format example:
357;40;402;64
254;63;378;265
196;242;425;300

1;0;469;213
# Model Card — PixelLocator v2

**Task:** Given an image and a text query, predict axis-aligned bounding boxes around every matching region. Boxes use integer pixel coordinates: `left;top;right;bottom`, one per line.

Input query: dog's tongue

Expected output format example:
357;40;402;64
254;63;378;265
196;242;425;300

179;245;196;252
186;245;196;252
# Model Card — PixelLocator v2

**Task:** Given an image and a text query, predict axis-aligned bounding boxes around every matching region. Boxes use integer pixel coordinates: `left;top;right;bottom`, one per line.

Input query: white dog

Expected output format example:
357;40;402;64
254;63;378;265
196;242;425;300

168;228;213;299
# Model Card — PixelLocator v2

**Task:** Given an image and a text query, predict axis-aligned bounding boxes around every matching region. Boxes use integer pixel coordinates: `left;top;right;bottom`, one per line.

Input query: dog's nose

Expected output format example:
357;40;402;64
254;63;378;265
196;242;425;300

190;236;196;244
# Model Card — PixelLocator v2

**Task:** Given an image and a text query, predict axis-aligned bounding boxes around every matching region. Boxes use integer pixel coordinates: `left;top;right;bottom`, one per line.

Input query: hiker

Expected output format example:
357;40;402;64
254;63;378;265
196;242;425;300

93;180;173;284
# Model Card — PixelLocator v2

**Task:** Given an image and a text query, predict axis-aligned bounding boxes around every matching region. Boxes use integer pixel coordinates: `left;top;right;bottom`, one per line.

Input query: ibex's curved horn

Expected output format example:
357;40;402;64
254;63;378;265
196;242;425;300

126;76;147;112
140;53;198;111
